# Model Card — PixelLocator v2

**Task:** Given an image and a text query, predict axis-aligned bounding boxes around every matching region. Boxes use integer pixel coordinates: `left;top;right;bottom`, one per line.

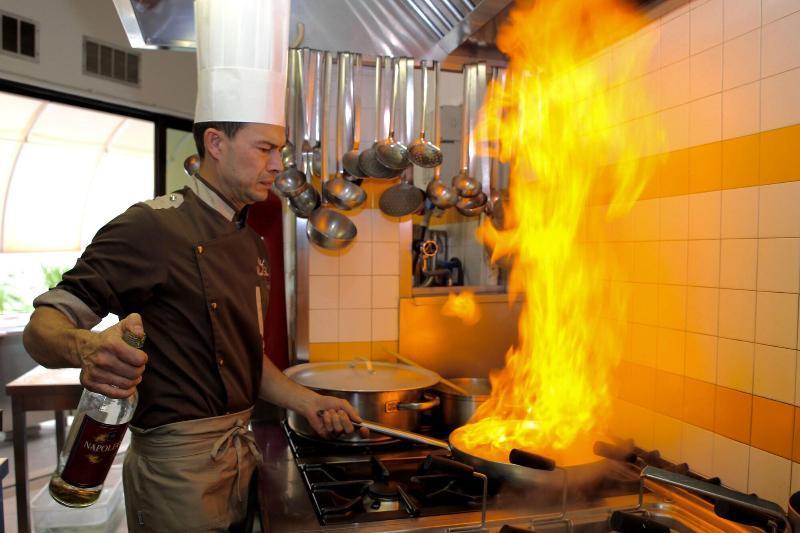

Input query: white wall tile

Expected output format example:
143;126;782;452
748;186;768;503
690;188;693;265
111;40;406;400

690;44;723;99
757;238;800;292
719;289;757;341
721;187;759;238
372;308;398;341
761;67;800;131
633;199;661;240
796;352;800;405
762;10;800;77
372;242;399;275
749;448;792;509
661;12;692;66
657;327;686;373
720;239;758;289
688;191;722;239
722;82;760;139
660;195;689;240
339;309;372;342
631;323;658;367
653;413;683;463
310;309;339;342
372;209;400;242
347;208;373;243
310;245;340;275
661;104;691;151
339;241;372;275
371;275;399;309
659;284;688;329
689;93;722;145
688;239;721;286
660;58;692;108
723;29;761;90
792;462;800;499
632;283;660;326
339;275;371;309
760;182;800;238
687;286;720;335
713;434;751;492
764;0;800;23
635;241;661;283
717;337;755;391
686;332;719;382
754;343;797;403
659;241;689;284
309;276;339;310
723;0;761;39
691;0;724;53
682;423;714;476
755;291;799;348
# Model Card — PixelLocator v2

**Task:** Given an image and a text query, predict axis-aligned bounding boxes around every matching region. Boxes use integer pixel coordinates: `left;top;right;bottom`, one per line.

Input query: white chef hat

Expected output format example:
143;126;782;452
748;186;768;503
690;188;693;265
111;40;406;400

194;0;290;126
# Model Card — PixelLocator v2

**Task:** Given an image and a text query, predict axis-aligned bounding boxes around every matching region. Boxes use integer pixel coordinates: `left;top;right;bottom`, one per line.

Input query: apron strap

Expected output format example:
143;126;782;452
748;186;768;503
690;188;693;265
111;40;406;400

209;418;263;501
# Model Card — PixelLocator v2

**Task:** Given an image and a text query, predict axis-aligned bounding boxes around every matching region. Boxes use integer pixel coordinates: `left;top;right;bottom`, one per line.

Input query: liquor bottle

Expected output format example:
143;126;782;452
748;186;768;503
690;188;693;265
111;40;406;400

49;330;144;507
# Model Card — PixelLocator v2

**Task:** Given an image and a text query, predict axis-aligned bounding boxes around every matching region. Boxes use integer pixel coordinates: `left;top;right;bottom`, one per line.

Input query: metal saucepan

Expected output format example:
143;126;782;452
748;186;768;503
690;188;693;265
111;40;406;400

434;377;491;429
284;361;441;444
354;419;609;490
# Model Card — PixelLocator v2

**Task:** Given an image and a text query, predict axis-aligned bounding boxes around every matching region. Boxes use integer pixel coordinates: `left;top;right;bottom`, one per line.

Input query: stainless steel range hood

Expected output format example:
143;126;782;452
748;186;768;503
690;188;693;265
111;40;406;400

112;0;513;65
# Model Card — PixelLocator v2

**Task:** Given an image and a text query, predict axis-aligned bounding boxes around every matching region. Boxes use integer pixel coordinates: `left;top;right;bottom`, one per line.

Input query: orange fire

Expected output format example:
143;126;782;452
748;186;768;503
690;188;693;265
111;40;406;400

441;291;481;326
454;0;663;466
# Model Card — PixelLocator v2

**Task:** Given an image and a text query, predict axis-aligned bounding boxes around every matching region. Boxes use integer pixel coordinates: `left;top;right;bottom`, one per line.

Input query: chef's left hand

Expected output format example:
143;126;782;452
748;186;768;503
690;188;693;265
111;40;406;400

301;393;367;439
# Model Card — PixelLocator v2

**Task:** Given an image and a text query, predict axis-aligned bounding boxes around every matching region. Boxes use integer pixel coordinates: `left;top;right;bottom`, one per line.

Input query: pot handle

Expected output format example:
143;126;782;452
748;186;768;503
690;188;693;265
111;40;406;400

392;392;440;412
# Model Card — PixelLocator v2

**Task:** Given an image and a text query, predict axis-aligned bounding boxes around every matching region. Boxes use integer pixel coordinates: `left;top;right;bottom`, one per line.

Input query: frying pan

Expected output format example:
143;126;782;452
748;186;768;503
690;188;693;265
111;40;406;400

354;419;609;490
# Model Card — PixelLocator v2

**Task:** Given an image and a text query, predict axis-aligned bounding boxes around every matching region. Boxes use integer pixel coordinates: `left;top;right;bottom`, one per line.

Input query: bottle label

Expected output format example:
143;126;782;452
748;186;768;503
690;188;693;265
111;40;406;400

61;416;128;488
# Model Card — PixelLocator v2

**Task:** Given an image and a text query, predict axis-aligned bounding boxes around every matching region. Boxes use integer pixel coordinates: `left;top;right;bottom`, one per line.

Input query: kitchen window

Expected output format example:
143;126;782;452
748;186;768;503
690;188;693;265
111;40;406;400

0;82;192;333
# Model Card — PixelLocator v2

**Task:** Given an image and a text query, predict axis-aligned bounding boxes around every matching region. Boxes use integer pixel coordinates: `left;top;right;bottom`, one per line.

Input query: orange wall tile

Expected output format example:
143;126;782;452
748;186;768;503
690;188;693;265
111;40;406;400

629;363;656;410
688;142;722;194
714;386;752;444
683;377;715;431
760;125;800;186
339;341;372;361
722;134;760;190
658;149;690;197
654;370;684;419
793;408;800;463
750;396;794;460
309;342;339;362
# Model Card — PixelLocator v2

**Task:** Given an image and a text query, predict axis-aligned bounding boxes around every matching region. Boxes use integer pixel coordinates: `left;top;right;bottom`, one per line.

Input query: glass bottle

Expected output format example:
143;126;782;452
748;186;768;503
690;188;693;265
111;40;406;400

49;330;143;507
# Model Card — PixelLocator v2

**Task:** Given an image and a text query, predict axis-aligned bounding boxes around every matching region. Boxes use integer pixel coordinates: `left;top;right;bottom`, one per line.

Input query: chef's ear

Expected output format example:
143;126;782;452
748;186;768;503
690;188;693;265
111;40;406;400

204;127;225;161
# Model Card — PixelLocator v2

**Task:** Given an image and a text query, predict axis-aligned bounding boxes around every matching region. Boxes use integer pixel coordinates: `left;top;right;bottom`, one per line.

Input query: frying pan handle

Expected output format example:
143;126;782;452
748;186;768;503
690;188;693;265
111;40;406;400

422;454;474;480
593;441;637;464
353;420;451;449
509;449;556;471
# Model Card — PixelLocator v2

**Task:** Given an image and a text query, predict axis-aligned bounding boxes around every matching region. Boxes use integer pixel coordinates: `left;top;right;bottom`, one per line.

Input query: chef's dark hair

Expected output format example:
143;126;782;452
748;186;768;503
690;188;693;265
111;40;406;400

192;122;246;158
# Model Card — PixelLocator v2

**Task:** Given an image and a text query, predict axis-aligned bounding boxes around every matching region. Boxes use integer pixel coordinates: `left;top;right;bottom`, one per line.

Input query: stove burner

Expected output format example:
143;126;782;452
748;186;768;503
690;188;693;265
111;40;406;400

367;479;399;500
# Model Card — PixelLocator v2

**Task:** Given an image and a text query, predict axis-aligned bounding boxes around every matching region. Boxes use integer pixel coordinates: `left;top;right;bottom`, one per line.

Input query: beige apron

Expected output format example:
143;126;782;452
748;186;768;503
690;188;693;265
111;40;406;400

123;408;262;532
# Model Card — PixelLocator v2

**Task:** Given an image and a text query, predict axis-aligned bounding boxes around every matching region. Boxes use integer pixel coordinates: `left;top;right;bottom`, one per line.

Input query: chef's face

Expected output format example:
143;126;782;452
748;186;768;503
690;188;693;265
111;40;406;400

216;123;284;209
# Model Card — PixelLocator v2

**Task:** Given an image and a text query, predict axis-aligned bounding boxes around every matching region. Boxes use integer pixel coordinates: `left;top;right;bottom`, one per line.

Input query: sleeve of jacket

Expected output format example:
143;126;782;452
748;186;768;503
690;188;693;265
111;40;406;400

33;203;168;329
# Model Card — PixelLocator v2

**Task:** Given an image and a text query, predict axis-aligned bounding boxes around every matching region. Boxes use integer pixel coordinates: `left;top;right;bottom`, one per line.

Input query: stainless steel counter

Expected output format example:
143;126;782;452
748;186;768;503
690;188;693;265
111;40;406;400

252;422;748;533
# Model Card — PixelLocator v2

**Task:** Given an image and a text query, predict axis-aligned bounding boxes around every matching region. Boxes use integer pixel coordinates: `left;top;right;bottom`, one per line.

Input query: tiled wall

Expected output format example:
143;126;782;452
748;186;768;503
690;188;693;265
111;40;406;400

592;0;800;509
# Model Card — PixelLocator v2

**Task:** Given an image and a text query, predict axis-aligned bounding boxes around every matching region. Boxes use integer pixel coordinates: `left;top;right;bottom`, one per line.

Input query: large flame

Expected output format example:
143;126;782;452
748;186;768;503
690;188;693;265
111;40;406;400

453;0;663;466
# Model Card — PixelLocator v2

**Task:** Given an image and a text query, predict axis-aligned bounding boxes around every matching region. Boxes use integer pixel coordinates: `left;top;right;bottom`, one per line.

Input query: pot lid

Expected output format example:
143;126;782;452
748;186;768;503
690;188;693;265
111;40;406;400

285;361;440;392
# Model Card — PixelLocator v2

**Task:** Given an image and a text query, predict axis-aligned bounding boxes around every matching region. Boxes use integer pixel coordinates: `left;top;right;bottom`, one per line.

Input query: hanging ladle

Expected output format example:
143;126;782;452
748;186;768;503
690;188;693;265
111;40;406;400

342;53;367;179
376;57;411;171
358;56;396;179
307;51;357;249
288;48;320;218
451;64;483;199
409;60;443;168
274;48;308;198
183;154;201;177
425;61;458;209
323;52;367;210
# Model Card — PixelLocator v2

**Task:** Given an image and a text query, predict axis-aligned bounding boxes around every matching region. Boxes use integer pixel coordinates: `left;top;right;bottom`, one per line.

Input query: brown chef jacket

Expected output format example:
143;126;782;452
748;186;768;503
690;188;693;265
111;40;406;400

33;175;269;429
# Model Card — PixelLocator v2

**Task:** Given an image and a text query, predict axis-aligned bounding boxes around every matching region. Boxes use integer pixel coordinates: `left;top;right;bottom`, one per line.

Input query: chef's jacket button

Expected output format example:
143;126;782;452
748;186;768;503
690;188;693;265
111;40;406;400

218;358;224;366
210;301;218;310
196;245;204;254
169;194;177;202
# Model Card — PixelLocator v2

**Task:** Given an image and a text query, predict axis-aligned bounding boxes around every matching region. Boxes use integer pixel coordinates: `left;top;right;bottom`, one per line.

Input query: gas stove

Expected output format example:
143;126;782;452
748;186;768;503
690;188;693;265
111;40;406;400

255;421;776;532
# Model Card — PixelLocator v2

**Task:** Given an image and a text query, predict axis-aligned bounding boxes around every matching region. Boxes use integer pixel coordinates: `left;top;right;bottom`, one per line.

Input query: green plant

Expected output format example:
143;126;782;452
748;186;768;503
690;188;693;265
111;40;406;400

0;283;25;313
42;265;68;290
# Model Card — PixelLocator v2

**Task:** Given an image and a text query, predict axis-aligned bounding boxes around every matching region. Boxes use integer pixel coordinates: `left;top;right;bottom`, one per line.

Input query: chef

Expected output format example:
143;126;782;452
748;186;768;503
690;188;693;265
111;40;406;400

22;0;362;530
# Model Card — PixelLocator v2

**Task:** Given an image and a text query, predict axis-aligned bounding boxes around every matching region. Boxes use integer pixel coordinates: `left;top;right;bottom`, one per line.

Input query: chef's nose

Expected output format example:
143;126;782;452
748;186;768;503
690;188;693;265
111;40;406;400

267;146;282;174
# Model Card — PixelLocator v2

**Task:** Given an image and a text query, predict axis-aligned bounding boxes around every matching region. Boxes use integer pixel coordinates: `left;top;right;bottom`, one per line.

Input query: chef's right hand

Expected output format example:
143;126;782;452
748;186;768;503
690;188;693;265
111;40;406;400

78;313;147;399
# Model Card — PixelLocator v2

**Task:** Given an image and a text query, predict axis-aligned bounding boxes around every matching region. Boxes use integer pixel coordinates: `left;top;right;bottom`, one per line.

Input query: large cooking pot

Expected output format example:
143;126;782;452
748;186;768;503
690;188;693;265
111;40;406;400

284;361;441;443
435;378;491;429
